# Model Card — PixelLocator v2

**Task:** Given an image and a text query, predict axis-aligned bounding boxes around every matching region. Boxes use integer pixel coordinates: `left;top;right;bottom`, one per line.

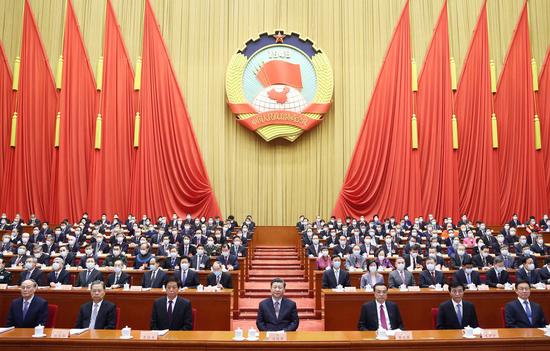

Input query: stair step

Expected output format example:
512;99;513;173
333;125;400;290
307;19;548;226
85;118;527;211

251;260;301;265
253;255;300;259
245;281;309;291
251;265;302;270
249;269;304;277
243;291;310;298
255;246;296;249
248;276;305;282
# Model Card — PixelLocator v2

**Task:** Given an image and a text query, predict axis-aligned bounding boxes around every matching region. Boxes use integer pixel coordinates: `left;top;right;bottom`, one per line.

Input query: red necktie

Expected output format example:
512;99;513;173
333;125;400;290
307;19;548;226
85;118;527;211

379;305;388;329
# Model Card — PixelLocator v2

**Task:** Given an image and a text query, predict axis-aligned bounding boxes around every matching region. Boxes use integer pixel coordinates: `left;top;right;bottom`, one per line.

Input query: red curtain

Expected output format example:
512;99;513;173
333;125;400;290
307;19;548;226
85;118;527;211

49;0;97;223
416;1;459;220
539;50;550;201
494;2;549;221
86;0;135;220
0;0;57;220
128;0;220;219
0;43;14;181
333;1;422;219
455;1;500;224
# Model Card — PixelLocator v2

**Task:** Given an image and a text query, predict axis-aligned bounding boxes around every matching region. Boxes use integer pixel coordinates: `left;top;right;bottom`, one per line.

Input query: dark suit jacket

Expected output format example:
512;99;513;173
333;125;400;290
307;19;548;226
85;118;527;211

47;269;71;285
485;268;511;287
6;296;48;328
206;272;233;288
322;269;351;288
0;269;12;284
516;268;541;285
18;269;46;286
75;300;116;329
436;300;479;329
150;296;193;330
256;297;299;331
453;269;482;286
216;254;239;269
472;254;494;269
75;269;104;287
163;256;181;270
449;253;472;269
419;270;446;287
358;300;404;331
173;269;200;288
505;299;547;328
106;272;130;287
538;266;550;284
179;245;197;258
142;269;168;288
190;255;211;270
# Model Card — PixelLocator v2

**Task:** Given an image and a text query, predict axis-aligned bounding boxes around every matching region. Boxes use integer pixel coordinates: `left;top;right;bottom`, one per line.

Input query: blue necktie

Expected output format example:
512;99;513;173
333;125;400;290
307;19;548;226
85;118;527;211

466;273;472;285
456;303;462;325
524;301;533;325
22;301;29;320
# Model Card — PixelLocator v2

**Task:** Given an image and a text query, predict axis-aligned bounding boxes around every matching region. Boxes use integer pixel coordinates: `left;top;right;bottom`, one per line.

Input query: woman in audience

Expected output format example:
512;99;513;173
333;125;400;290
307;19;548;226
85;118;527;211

316;248;332;270
375;249;393;270
360;259;384;289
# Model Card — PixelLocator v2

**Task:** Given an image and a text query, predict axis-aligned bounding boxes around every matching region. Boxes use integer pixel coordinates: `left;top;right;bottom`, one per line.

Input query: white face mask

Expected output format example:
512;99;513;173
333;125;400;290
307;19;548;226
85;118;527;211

181;263;189;271
86;262;95;270
426;263;435;271
52;262;60;271
526;263;535;271
396;263;405;271
140;250;148;255
457;250;465;255
25;262;33;270
197;250;204;255
369;265;377;273
464;268;473;274
18;248;26;255
114;267;122;274
378;255;385;260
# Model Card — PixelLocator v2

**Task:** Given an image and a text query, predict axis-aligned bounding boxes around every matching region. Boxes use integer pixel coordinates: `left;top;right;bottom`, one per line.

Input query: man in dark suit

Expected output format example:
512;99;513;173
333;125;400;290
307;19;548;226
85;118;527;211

539;257;550;284
106;260;130;288
190;245;211;270
47;257;71;287
472;245;494;270
74;281;117;329
436;281;479;329
516;257;541;285
163;247;181;270
142;257;168;288
452;260;482;286
75;257;103;287
179;237;197;258
485;257;511;288
230;238;247;257
216;244;239;270
358;283;404;330
403;245;424;271
6;279;48;328
0;258;12;284
150;277;193;330
173;257;200;288
256;278;299;331
419;258;446;288
206;262;233;289
449;245;471;270
505;280;547;328
19;257;46;286
322;256;351;288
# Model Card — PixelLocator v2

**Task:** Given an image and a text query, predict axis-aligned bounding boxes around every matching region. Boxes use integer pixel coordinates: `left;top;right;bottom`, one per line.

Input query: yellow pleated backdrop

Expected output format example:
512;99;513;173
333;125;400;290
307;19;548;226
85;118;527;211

0;0;548;225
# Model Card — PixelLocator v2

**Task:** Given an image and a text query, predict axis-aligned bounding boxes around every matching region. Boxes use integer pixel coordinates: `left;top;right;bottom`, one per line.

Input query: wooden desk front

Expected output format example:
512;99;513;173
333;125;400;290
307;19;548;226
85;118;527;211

0;288;232;330
0;328;549;350
323;288;550;330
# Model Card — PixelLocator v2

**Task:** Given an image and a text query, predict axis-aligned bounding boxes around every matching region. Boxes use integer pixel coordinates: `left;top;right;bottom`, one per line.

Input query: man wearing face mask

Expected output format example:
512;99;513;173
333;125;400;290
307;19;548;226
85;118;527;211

217;244;239;270
333;235;352;258
306;235;323;257
360;236;376;256
509;214;522;228
31;245;50;267
179;236;196;258
79;246;98;268
75;257;103;287
18;233;32;251
19;257;46;286
158;236;173;257
419;257;446;288
204;237;220;257
485;257;511;288
66;234;81;253
207;261;233;289
142;257;168;288
381;235;398;256
110;233;128;253
496;245;515;269
530;235;547;255
516;257;541;285
47;257;70;286
452;259;481;287
92;233;110;254
0;258;12;284
106;260;130;288
190;245;211;270
538;257;550;284
450;244;471;269
163;247;181;270
388;257;416;288
517;246;538;269
173;257;199;288
102;244;127;267
322;256;350;288
345;245;367;271
472;245;494;270
10;245;29;267
403;245;423;271
1;234;13;253
231;237;247;257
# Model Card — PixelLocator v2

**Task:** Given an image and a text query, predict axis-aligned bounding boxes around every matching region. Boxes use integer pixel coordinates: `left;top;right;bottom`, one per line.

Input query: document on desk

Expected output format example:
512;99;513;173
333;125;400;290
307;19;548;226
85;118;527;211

69;328;89;335
0;327;14;334
156;329;169;336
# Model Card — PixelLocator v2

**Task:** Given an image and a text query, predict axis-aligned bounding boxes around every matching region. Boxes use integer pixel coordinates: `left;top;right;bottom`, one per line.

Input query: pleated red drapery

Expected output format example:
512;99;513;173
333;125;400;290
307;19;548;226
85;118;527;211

494;2;549;221
0;0;57;220
455;1;500;224
0;43;14;181
49;0;97;223
333;1;422;219
86;0;135;220
538;50;550;203
416;0;459;220
128;0;220;219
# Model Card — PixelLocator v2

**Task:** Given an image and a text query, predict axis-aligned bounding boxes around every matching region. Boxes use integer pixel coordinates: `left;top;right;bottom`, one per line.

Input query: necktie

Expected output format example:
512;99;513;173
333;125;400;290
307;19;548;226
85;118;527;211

182;270;187;285
496;271;500;282
114;274;119;285
151;270;157;286
274;301;280;319
167;300;173;323
334;270;339;284
431;271;436;282
86;270;91;283
55;272;59;281
466;273;472;285
524;301;533;325
26;271;31;280
184;246;188;256
22;300;29;320
400;271;405;284
216;274;221;285
379;305;388;329
89;304;99;329
527;271;531;283
456;304;462;325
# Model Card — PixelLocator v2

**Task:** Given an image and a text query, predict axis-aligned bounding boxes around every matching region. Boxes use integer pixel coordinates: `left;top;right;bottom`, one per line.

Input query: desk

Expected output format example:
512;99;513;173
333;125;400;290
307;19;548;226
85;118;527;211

323;288;550;330
0;328;549;350
0;288;232;330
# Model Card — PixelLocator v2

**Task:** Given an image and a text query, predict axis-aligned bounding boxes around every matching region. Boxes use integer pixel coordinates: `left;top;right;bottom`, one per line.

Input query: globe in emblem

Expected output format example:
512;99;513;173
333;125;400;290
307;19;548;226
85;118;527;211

252;84;308;113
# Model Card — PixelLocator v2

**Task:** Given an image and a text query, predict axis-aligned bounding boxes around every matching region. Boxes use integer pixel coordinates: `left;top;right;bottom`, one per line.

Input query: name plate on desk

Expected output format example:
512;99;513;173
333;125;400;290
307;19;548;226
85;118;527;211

57;285;73;291
407;286;420;292
481;329;499;338
477;285;490;291
140;331;158;340
51;329;70;338
394;331;413;340
130;286;143;292
266;331;287;341
0;284;7;290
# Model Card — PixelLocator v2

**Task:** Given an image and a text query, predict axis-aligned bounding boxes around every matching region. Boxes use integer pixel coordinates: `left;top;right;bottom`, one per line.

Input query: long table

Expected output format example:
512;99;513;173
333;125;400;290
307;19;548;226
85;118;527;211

0;328;549;350
323;288;550;330
0;288;232;330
